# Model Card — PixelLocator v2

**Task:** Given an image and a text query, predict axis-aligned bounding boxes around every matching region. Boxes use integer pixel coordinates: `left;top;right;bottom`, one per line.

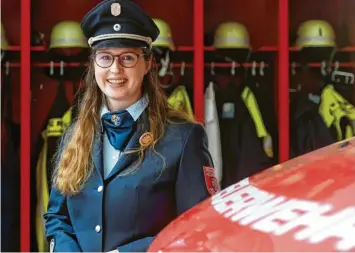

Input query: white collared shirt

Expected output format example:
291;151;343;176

100;94;149;178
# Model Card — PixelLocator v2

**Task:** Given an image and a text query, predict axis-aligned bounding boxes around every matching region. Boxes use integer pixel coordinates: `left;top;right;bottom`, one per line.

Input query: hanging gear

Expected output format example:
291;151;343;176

168;85;194;120
1;22;8;50
296;20;336;49
319;84;355;141
213;22;251;49
152;19;175;51
34;80;72;252
1;22;8;61
216;81;275;189
204;82;222;187
1;66;21;252
49;21;88;49
290;92;335;158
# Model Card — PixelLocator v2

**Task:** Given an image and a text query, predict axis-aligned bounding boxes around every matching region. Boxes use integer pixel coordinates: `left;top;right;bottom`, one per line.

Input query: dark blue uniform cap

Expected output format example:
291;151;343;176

81;0;160;49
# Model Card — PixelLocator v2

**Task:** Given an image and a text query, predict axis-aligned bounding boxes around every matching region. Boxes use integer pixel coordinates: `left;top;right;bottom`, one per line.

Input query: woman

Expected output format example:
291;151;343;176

44;0;218;252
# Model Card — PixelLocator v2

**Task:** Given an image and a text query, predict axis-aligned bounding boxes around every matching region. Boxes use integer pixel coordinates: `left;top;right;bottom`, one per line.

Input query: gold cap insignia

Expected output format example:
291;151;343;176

111;3;121;16
139;132;153;147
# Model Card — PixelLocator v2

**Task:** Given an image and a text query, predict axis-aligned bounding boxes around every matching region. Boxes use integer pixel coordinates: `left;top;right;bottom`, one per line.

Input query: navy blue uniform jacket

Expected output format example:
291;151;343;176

44;112;215;252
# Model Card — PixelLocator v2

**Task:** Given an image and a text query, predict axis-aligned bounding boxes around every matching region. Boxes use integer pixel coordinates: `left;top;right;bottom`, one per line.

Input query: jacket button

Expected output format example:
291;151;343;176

97;185;103;192
95;225;101;233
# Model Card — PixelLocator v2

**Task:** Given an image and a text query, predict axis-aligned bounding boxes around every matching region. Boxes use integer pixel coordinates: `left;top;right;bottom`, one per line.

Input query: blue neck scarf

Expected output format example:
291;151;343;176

101;110;135;150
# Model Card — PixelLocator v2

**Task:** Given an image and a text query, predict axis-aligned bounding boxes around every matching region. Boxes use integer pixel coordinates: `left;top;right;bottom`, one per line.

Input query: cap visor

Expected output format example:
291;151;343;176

92;38;148;49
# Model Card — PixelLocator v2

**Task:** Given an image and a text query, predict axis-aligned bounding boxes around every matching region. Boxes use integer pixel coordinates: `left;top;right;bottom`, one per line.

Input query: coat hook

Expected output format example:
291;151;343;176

158;50;170;77
252;61;256;76
5;61;10;76
180;61;185;76
50;61;54;76
320;61;327;76
291;62;296;75
231;61;236;76
210;62;215;76
259;61;265;76
60;61;64;76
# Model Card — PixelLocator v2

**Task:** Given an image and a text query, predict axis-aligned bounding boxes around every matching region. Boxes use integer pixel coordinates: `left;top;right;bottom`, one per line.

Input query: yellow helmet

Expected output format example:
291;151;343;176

152;19;175;51
1;22;9;50
49;21;88;49
213;22;251;49
296;20;336;49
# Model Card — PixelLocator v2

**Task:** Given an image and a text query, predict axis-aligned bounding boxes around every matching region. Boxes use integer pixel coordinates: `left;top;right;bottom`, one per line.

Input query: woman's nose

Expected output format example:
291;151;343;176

109;58;123;73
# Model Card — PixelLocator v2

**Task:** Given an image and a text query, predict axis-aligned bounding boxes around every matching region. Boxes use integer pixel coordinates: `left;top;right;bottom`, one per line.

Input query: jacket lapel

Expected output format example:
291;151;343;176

105;111;149;180
92;133;104;178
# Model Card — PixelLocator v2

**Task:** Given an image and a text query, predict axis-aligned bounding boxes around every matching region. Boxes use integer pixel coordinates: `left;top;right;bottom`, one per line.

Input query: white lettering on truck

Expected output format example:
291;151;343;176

211;178;355;251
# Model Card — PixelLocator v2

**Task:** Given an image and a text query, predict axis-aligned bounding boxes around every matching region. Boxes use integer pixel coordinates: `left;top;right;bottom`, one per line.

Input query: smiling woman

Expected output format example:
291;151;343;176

43;0;218;252
93;48;151;111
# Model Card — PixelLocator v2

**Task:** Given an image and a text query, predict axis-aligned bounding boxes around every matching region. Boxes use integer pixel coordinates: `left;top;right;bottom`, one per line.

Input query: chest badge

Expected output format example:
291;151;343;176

139;132;153;147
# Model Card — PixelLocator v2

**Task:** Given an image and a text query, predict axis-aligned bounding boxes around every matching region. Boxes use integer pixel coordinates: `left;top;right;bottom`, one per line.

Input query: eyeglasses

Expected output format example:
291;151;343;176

93;52;147;68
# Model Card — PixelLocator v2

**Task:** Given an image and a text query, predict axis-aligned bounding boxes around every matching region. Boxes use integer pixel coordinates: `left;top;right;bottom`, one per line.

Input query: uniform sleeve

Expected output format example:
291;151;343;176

175;123;217;215
117;236;154;252
44;188;82;252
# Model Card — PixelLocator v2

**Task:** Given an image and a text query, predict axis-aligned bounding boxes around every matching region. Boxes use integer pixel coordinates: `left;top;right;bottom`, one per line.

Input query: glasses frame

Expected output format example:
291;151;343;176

93;51;147;68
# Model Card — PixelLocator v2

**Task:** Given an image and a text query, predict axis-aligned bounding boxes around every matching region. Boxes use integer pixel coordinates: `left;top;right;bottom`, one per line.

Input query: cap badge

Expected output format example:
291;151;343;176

111;3;121;16
139;132;153;147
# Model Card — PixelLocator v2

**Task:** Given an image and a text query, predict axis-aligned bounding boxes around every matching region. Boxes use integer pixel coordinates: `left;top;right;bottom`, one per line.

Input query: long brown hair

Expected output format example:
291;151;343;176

53;49;194;195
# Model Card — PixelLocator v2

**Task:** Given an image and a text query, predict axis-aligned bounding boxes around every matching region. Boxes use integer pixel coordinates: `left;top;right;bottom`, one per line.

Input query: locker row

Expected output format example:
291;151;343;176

3;0;355;251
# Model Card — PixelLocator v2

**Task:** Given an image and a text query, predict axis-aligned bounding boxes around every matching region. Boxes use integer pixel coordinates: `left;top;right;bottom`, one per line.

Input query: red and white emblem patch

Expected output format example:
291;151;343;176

203;166;220;195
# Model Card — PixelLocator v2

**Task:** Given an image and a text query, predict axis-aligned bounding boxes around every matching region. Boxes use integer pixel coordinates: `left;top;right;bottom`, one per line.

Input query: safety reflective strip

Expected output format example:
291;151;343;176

330;88;355;119
155;37;173;42
214;37;249;45
242;86;273;158
297;36;334;43
51;38;87;44
319;85;354;140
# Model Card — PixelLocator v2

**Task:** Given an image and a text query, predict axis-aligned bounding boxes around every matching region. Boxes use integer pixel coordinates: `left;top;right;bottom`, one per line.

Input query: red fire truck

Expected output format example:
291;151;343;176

149;139;355;252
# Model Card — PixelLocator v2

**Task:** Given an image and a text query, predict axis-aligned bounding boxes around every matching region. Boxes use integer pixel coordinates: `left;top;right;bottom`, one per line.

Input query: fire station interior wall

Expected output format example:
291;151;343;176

2;0;355;153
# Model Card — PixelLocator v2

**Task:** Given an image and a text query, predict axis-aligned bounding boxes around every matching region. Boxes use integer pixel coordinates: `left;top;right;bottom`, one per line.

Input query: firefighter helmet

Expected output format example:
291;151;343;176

152;19;175;51
1;22;9;50
49;21;88;49
213;22;251;49
296;20;336;49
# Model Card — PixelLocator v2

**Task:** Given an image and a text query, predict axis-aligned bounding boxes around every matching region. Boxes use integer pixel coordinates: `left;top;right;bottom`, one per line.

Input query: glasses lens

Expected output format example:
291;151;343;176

95;53;113;68
119;53;138;68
